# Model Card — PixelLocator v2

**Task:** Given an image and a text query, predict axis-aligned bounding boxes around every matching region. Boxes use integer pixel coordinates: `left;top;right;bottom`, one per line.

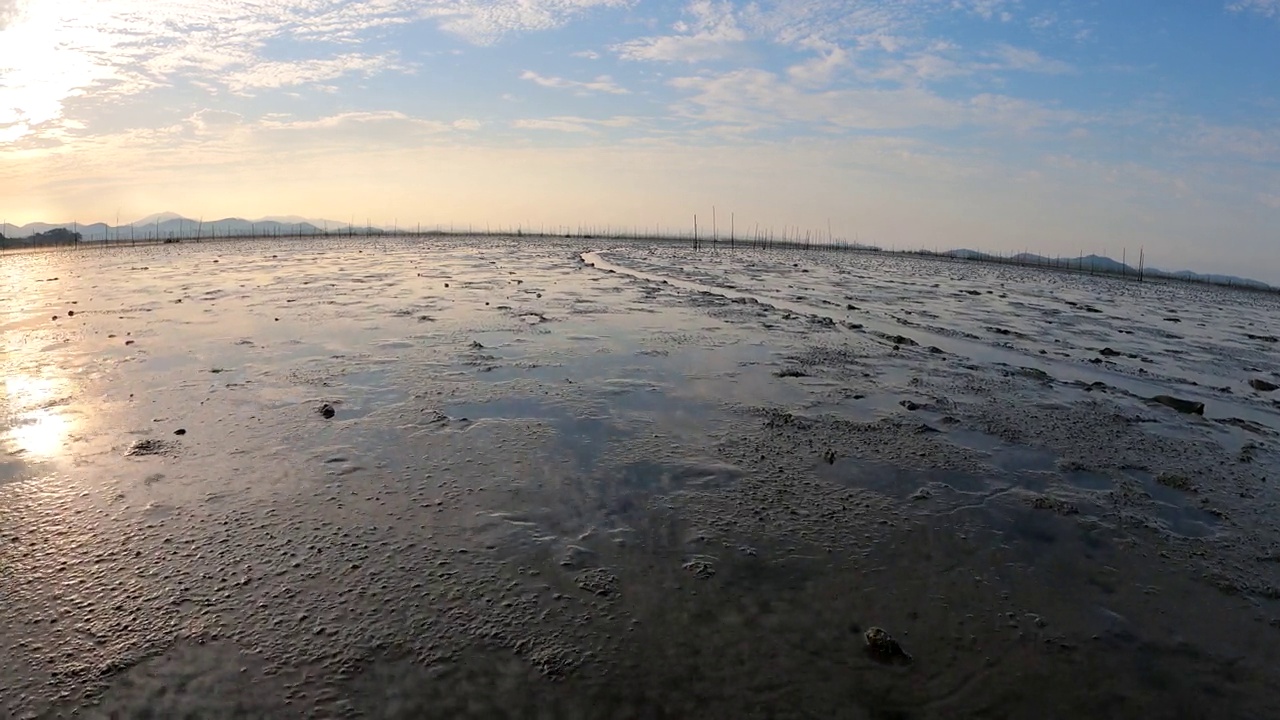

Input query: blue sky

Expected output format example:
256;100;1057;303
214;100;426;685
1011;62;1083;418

1;0;1278;277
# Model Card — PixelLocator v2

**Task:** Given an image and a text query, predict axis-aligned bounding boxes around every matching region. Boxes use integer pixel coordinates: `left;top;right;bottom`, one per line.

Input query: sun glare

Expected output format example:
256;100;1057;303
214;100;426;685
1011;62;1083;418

0;1;131;142
3;375;74;460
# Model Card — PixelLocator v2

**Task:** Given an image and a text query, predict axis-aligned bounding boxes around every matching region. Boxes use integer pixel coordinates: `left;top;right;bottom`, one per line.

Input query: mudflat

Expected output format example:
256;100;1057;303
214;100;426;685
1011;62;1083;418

2;237;1278;719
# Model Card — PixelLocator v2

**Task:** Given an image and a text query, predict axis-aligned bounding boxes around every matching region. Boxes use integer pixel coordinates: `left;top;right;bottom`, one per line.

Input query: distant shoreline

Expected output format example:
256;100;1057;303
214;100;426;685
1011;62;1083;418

2;229;1275;295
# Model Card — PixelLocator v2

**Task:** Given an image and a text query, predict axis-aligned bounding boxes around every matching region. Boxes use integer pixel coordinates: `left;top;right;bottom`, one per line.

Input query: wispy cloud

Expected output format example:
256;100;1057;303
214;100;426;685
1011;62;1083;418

613;0;746;62
1228;0;1280;17
422;0;632;45
988;44;1073;74
1184;123;1280;163
786;40;851;87
520;70;630;95
226;53;407;94
259;111;450;133
957;0;1018;22
669;67;1081;132
512;115;638;133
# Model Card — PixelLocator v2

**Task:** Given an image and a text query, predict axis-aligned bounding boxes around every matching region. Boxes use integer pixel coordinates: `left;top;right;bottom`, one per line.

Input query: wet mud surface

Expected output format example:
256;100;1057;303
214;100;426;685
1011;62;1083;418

2;238;1279;718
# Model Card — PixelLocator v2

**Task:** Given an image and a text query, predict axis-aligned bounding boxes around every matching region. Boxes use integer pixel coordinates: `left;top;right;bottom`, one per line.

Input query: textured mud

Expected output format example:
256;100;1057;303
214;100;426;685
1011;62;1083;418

2;237;1279;719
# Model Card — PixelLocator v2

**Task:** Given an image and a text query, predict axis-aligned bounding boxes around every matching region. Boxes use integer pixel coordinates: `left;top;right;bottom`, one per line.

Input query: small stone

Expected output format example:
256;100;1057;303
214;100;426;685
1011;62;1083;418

318;403;336;419
1099;347;1121;357
173;428;187;436
864;626;912;664
67;310;75;317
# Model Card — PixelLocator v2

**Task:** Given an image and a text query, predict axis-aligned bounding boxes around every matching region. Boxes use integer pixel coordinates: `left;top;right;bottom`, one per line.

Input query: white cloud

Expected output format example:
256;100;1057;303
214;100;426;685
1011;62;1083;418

1258;192;1280;208
572;50;601;59
613;0;746;62
225;53;406;94
189;109;244;132
519;70;630;95
786;40;850;87
512;115;638;133
422;0;632;45
259;111;452;134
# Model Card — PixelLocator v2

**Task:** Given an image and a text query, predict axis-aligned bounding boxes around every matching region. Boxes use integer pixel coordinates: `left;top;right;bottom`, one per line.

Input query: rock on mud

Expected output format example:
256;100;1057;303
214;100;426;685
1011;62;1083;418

317;403;336;419
682;558;717;579
1150;395;1205;416
1156;473;1198;492
1028;494;1080;515
126;439;178;457
1250;378;1278;393
864;627;912;664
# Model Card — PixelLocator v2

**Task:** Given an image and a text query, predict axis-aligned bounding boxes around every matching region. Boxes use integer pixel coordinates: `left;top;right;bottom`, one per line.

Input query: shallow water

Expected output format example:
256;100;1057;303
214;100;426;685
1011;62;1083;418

2;237;1279;719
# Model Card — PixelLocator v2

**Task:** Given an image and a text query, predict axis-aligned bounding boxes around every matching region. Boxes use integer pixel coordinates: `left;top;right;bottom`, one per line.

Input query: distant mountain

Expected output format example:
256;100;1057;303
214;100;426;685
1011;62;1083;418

1149;269;1272;289
131;211;187;226
2;214;389;242
256;215;349;228
940;249;1274;290
946;250;1140;274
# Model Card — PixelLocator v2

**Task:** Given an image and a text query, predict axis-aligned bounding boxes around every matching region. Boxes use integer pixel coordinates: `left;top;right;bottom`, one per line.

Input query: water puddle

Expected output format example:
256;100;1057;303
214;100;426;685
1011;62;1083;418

817;457;990;499
947;430;1060;473
1124;469;1222;539
444;397;633;471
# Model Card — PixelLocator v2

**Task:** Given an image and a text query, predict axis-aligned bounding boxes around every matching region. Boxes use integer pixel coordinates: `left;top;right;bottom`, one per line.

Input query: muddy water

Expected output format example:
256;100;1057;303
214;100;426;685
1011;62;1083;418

2;237;1278;719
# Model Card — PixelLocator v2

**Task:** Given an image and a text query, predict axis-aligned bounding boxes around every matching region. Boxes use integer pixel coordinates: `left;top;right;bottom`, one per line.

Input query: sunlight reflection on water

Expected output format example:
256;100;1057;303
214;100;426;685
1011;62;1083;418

4;375;75;460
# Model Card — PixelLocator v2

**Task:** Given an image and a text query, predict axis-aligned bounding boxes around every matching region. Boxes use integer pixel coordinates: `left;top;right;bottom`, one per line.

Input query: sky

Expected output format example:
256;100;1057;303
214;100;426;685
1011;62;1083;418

0;0;1278;277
